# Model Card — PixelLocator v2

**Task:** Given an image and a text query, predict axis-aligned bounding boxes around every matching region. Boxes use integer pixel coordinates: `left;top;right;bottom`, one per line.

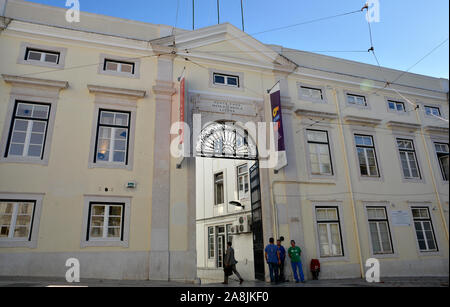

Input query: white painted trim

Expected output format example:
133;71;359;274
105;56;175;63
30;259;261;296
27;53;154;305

311;201;350;263
391;133;426;184
407;203;443;257
88;104;137;171
0;94;58;166
349;129;385;182
80;195;131;248
0;192;44;248
362;202;399;259
97;54;141;79
297;82;328;104
16;41;67;69
208;68;244;92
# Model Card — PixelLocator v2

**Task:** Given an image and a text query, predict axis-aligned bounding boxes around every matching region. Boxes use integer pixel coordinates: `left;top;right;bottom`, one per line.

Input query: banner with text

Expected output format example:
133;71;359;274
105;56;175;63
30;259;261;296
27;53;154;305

269;83;287;170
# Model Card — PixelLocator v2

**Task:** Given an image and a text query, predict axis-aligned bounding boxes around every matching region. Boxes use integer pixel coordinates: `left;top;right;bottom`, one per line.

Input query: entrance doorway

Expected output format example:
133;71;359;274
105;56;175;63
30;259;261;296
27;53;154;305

195;121;265;282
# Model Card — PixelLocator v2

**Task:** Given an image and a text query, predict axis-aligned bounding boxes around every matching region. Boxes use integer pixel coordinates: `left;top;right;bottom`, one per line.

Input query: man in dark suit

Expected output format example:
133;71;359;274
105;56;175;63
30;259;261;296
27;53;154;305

223;241;244;285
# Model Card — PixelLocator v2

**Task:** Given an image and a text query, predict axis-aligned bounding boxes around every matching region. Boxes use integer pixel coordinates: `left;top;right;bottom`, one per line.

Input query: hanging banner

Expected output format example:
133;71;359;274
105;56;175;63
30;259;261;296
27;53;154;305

269;83;288;170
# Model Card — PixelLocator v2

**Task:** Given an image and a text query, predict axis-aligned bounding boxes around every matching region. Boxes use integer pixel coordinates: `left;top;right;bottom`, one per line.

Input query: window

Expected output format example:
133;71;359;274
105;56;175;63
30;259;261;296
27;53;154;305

367;207;393;254
307;130;333;175
412;207;438;252
214;172;224;205
226;224;234;244
216;226;226;268
25;48;60;64
315;207;343;257
300;86;323;100
213;73;239;87
355;135;379;177
94;110;130;165
208;227;215;258
347;94;367;106
424;106;441;117
104;59;135;75
237;164;249;199
397;139;421;179
5;101;50;159
435;143;449;181
0;201;35;241
387;100;405;112
87;203;124;241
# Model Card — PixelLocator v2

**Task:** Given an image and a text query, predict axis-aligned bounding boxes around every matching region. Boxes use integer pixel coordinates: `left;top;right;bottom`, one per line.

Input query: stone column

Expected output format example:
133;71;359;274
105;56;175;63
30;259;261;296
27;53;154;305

149;54;176;281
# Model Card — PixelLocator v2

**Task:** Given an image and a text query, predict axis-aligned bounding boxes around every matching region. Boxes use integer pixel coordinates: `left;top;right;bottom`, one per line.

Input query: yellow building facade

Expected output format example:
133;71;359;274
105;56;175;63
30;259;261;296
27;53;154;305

0;0;448;282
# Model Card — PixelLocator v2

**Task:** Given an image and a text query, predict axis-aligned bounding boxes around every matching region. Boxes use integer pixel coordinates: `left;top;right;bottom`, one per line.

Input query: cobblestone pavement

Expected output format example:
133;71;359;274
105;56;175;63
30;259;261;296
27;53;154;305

0;276;447;287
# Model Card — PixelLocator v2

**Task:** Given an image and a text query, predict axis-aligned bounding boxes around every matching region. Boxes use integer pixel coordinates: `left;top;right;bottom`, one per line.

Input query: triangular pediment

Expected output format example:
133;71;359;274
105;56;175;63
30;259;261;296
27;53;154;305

155;23;297;72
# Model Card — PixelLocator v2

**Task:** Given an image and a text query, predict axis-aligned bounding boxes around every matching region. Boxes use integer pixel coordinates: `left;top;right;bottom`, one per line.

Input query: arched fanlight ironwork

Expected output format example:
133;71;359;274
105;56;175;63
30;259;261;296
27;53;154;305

196;121;257;160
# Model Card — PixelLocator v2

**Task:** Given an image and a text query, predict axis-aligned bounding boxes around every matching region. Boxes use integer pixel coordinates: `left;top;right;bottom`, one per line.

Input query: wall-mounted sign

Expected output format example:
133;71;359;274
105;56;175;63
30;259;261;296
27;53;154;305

391;210;411;226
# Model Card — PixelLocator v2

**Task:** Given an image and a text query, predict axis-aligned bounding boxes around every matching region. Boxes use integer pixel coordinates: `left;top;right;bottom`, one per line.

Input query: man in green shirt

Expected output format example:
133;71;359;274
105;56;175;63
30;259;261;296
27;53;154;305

288;240;305;283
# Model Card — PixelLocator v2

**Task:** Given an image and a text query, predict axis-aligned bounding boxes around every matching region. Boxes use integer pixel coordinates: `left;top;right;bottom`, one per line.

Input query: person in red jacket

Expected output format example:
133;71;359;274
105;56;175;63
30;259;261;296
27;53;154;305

310;259;320;280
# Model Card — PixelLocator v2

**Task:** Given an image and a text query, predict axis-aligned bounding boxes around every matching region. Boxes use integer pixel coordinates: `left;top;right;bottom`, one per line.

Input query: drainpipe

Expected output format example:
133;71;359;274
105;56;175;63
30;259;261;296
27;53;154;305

1;0;7;17
331;89;365;279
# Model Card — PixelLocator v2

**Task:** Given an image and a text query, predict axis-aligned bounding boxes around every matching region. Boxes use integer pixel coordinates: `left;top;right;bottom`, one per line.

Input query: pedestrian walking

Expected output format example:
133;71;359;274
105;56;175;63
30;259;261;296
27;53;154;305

277;239;286;282
222;242;244;285
265;237;280;284
288;240;305;283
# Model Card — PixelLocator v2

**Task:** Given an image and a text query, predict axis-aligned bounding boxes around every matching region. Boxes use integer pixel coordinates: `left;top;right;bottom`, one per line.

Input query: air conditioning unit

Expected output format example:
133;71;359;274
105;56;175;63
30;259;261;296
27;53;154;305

236;215;252;233
229;224;239;234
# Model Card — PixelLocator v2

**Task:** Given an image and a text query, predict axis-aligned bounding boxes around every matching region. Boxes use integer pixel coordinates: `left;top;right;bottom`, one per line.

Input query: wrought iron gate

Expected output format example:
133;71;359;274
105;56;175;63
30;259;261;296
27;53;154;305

249;162;265;281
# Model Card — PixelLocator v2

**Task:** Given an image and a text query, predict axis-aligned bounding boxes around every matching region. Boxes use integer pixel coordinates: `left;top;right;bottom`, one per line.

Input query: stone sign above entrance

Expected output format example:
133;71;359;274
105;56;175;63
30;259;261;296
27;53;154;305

190;92;259;117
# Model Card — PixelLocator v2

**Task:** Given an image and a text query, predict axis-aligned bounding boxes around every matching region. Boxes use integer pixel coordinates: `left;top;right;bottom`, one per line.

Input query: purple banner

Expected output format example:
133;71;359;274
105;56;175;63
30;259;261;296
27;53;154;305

270;87;285;152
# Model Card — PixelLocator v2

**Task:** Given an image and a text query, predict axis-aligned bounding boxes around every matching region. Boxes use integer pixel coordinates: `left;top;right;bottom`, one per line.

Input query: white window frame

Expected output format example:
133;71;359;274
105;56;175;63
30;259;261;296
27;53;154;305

424;105;441;117
434;142;449;181
88;104;137;170
98;54;141;79
345;92;369;108
81;195;131;248
214;171;225;206
17;42;67;69
0;193;44;248
396;138;422;180
355;134;380;178
88;203;124;242
298;82;327;103
305;129;334;176
207;226;215;259
237;163;249;200
209;69;244;91
314;206;344;258
1;94;59;166
213;73;239;87
4;101;50;159
366;206;394;255
410;206;438;253
94;109;130;165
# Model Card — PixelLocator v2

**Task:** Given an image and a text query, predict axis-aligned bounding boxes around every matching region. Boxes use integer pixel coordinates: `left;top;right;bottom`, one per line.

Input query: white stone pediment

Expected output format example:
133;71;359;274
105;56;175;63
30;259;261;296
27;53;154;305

172;24;297;72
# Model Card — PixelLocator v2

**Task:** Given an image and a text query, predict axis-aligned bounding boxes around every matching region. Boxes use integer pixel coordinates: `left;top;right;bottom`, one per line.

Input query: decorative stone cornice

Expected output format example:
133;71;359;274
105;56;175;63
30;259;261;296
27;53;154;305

152;80;176;97
87;84;146;99
423;125;449;135
343;115;382;127
295;108;338;119
2;74;68;90
386;121;421;131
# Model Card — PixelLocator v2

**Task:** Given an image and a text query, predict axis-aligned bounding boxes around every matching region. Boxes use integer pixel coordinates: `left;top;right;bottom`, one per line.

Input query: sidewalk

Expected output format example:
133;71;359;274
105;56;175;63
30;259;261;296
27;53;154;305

0;276;447;287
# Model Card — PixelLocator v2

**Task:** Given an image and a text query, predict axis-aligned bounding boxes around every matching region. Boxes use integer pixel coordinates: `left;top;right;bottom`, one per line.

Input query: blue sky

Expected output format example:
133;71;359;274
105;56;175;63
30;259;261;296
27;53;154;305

26;0;449;79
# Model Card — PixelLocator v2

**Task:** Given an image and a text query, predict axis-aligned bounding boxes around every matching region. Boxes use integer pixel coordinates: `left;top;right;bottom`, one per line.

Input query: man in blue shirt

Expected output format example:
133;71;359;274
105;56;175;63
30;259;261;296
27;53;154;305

277;239;286;282
264;237;280;284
